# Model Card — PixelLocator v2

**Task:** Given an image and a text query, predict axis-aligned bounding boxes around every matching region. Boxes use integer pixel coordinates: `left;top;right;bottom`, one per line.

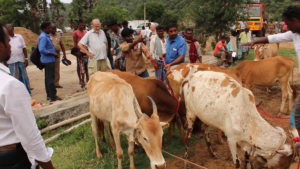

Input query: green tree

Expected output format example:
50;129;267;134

157;11;179;27
262;0;300;21
92;1;129;24
134;2;165;22
188;0;250;43
68;0;91;28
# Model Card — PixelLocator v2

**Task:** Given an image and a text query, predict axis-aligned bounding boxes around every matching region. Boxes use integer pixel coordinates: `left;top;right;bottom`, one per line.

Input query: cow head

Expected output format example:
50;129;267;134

133;97;169;169
254;44;267;61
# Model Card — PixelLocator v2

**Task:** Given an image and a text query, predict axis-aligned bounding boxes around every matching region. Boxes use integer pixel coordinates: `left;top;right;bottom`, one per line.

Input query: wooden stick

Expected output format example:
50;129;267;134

41;112;90;134
44;118;91;144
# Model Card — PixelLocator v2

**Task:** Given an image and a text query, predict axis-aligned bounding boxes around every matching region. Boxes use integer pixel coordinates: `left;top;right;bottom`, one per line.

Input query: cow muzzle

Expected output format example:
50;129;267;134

155;163;166;169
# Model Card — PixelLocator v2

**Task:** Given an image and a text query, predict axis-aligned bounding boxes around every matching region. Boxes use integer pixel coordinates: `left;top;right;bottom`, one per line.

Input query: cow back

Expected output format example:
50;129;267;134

101;69;178;122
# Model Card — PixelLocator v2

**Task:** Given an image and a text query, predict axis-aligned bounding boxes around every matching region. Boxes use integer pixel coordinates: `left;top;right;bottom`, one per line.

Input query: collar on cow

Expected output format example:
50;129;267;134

264;131;287;159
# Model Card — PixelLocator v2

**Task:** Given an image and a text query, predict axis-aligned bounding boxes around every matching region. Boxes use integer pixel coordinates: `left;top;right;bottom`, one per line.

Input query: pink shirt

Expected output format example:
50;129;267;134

73;30;87;49
282;22;288;30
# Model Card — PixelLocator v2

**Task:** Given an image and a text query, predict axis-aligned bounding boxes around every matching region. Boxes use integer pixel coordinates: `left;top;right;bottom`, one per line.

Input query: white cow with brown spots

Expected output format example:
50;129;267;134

87;72;169;169
181;71;295;169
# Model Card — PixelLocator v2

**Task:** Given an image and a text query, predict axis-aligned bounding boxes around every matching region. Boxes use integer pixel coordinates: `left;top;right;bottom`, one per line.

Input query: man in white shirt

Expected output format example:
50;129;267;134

0;23;55;169
4;24;31;94
240;20;247;30
78;19;108;77
149;25;166;80
240;6;300;136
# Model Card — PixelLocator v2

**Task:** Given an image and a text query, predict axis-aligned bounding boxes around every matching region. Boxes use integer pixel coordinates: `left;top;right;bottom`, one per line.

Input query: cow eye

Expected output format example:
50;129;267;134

144;138;148;142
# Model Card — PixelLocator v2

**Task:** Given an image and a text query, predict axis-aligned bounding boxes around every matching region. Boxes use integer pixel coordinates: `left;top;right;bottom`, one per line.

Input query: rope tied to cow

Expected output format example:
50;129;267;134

256;101;289;124
162;150;208;169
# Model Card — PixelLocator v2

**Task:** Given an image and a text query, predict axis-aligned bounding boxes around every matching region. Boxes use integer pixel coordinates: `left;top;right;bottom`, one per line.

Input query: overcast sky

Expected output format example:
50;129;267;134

47;0;72;3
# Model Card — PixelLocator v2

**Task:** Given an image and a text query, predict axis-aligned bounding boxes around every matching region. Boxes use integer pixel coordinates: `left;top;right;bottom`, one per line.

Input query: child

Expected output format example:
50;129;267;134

71;47;89;89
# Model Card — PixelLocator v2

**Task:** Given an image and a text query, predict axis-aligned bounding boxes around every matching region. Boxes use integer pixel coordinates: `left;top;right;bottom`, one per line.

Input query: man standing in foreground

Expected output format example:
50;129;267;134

184;28;202;63
240;6;300;135
0;22;55;169
78;19;108;77
120;28;150;77
159;23;187;71
4;24;31;94
103;23;115;69
38;22;61;102
150;25;166;79
50;23;67;88
73;19;88;84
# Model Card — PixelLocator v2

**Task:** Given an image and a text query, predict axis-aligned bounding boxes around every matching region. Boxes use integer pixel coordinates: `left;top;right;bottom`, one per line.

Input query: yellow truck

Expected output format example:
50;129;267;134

237;0;265;37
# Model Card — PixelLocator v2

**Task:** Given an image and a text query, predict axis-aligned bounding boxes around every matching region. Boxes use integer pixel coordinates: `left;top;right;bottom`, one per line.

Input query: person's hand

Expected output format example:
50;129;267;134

240;42;255;49
121;53;125;59
24;60;28;67
87;52;95;59
52;53;59;58
136;36;144;43
159;54;164;60
63;55;67;59
165;64;171;71
111;50;115;55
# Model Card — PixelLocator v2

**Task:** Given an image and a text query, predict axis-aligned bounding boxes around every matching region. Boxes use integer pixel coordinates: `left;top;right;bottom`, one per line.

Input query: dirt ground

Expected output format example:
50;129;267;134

166;69;300;169
14;27;39;47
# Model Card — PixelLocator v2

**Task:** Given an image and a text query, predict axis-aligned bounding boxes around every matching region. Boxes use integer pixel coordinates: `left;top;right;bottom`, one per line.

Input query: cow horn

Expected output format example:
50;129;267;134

147;96;157;114
133;97;143;119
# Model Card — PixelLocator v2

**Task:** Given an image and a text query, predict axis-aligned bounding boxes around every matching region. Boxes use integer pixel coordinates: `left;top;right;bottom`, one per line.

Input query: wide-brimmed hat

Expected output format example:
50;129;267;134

61;58;71;66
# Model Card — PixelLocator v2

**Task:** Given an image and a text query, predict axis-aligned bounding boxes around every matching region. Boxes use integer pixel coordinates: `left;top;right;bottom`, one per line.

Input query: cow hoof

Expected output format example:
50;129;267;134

96;152;103;158
194;133;202;140
214;154;221;159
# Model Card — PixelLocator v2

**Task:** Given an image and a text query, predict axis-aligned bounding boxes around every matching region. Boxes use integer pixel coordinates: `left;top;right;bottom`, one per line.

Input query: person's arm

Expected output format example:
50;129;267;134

159;53;166;60
60;37;67;59
38;37;57;57
129;36;144;49
23;48;29;67
78;33;94;59
2;80;55;169
240;31;293;48
73;32;77;47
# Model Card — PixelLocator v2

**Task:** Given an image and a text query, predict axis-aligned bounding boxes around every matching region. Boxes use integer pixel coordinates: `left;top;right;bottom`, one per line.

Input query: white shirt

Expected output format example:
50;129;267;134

79;29;108;61
7;34;26;64
149;36;167;60
248;30;252;42
268;31;300;69
0;63;52;168
240;21;247;30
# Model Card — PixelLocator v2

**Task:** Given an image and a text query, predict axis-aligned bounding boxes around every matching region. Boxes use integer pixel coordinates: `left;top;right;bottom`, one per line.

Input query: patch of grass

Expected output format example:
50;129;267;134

45;121;198;169
278;49;298;66
231;50;254;69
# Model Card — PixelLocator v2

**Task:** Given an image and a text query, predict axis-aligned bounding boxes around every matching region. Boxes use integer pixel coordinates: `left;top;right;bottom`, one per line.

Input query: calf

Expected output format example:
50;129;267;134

182;71;295;169
254;43;279;61
236;56;297;116
87;72;169;169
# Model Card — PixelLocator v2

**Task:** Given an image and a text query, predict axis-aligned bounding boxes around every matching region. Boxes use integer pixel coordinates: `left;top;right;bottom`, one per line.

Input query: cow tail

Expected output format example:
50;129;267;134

291;67;298;102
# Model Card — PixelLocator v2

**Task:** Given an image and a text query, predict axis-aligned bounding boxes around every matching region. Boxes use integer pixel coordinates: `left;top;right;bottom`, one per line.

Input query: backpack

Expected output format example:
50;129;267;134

30;45;44;70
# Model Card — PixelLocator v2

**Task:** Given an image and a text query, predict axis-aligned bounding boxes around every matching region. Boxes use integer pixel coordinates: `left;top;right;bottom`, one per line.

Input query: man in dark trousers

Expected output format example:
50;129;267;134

0;22;55;169
38;22;61;102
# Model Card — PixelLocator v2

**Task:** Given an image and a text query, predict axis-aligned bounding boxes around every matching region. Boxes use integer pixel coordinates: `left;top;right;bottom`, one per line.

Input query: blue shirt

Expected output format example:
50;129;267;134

165;35;187;64
227;42;233;52
38;32;56;63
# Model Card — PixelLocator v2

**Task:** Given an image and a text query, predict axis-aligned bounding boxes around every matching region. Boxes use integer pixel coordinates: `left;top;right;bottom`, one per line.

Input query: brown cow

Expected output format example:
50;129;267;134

254;43;279;61
102;69;185;142
166;63;242;158
236;56;297;116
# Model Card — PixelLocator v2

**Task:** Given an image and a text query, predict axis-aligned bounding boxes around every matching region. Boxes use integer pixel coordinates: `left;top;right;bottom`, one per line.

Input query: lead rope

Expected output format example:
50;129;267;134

293;137;300;169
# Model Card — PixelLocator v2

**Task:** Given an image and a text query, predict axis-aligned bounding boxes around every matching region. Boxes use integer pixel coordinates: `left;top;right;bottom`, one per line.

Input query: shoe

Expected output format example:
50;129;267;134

55;85;63;88
50;97;62;102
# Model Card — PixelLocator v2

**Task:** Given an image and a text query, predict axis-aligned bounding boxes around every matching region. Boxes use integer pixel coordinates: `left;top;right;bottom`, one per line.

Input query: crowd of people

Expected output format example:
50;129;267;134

1;5;300;169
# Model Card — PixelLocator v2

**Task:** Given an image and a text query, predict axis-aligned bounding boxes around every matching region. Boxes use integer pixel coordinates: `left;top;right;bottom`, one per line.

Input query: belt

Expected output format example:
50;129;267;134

0;143;20;151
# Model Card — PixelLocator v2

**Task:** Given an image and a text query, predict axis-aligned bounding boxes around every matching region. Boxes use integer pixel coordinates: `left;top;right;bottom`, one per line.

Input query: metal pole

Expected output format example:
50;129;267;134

144;3;146;25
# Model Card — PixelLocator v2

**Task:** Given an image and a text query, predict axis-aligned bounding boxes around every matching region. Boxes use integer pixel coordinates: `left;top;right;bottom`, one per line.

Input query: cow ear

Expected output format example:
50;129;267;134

160;122;170;129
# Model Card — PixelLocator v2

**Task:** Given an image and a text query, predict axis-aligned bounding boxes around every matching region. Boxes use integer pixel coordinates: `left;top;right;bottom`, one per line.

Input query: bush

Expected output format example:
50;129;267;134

35;116;47;130
211;41;217;50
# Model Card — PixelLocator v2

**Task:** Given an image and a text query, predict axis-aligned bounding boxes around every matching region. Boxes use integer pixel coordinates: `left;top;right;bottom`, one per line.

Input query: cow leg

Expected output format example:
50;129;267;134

227;138;240;169
127;136;136;169
287;82;294;114
91;114;103;158
244;152;250;169
104;121;116;150
217;130;224;145
203;125;221;159
278;79;289;116
175;113;185;143
96;119;106;143
183;110;197;169
168;119;175;140
112;124;123;169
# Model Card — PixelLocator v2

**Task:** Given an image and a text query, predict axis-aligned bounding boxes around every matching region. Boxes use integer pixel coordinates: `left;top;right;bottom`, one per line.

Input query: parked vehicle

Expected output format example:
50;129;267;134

57;28;63;36
132;22;158;35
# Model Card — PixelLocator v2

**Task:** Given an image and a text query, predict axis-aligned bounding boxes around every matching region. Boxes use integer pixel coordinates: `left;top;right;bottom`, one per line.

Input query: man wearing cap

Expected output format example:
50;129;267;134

50;23;67;88
78;19;108;76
